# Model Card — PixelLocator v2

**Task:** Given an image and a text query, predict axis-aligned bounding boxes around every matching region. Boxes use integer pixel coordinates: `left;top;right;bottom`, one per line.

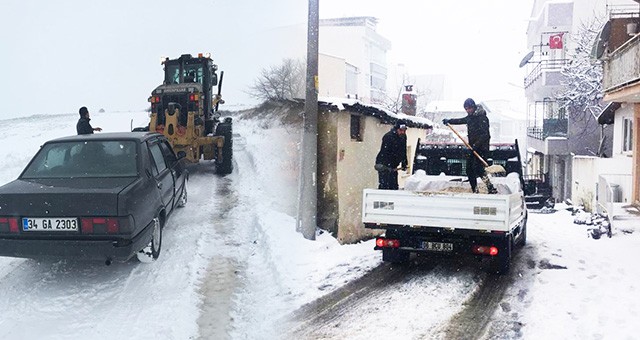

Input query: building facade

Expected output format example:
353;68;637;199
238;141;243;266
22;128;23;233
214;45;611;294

596;0;640;208
523;0;633;203
319;17;392;104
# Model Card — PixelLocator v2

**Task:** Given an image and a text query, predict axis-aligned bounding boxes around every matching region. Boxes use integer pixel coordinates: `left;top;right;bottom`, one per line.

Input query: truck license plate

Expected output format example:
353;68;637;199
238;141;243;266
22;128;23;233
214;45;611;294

422;241;453;252
22;218;79;232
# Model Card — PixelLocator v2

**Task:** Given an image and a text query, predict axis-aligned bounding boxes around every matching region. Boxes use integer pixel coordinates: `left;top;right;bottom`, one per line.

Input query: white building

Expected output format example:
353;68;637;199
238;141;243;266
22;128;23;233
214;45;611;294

318;17;392;104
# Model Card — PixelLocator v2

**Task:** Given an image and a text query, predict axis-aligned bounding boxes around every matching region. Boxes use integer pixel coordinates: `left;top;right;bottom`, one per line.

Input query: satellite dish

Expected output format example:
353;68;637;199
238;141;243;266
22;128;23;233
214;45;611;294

591;20;612;60
519;51;534;68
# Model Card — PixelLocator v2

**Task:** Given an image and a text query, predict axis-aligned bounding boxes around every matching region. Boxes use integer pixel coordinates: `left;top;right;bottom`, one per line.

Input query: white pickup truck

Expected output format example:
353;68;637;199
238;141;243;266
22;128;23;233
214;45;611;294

363;141;528;274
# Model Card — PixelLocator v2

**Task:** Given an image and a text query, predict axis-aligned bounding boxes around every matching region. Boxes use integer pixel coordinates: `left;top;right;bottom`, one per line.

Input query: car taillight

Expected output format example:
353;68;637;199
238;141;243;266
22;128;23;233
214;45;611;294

0;217;19;233
81;217;130;234
472;245;499;256
376;237;400;248
189;93;199;101
149;95;161;103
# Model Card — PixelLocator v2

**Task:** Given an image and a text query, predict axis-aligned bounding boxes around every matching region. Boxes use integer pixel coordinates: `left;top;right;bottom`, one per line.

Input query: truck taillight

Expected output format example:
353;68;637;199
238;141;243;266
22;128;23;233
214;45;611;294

376;237;400;248
81;217;130;234
189;94;199;101
0;217;19;233
472;245;499;256
149;96;161;103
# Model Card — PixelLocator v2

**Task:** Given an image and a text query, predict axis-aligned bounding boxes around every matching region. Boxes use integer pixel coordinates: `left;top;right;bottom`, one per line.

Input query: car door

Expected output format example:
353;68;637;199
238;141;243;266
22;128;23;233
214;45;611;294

148;141;175;214
158;139;185;210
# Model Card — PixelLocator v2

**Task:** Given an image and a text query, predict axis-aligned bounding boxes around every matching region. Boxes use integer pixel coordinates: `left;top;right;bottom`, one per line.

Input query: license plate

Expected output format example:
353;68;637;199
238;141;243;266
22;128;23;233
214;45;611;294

422;241;453;252
22;217;79;232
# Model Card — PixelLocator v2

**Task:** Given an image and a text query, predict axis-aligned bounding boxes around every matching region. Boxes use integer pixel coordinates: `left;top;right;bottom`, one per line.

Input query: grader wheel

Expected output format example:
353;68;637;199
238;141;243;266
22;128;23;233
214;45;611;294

215;118;233;175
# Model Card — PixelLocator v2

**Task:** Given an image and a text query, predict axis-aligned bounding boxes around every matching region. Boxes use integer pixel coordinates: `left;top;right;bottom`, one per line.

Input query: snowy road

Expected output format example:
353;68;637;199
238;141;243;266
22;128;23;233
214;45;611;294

0;112;295;339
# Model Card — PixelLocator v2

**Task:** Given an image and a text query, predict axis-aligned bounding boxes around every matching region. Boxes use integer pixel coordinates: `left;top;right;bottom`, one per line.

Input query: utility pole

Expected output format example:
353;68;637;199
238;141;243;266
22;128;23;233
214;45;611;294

297;0;319;240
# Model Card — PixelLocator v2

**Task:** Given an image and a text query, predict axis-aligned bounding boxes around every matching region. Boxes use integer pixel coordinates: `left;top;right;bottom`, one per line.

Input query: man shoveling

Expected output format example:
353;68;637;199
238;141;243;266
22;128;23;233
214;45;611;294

375;120;408;190
443;98;504;194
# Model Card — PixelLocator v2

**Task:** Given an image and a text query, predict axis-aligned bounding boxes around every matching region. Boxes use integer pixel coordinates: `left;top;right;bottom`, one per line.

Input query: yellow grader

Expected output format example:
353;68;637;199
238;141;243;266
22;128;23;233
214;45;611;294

135;53;233;174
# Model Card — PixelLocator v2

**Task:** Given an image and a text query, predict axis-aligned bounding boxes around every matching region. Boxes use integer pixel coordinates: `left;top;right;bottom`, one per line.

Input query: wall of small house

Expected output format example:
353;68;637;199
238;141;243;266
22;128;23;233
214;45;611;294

334;113;384;243
317;108;429;243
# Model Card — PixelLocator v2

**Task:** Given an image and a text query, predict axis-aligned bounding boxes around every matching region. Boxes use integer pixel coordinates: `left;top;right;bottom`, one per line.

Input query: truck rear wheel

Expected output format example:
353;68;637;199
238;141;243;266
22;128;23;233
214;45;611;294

215;119;233;175
490;236;512;275
382;249;410;264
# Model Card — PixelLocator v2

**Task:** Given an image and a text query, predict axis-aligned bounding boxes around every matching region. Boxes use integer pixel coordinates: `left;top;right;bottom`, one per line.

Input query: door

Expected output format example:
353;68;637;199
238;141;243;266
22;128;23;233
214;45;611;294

148;142;176;213
159;140;185;209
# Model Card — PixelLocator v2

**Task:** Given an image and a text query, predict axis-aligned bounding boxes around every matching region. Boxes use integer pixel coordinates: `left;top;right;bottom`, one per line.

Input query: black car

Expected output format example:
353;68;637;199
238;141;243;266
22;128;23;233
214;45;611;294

0;132;188;264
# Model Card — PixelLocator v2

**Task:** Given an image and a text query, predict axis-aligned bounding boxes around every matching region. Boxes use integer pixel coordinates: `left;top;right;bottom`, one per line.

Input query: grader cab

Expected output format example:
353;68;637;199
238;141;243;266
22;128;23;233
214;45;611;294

140;53;233;175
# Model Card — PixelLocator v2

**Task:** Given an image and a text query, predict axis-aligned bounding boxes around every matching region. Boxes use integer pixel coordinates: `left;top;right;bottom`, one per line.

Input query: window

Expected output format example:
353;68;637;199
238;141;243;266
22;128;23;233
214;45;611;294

623;117;633;152
149;143;168;175
345;64;358;96
183;64;203;84
20;141;137;179
165;64;180;85
350;115;363;141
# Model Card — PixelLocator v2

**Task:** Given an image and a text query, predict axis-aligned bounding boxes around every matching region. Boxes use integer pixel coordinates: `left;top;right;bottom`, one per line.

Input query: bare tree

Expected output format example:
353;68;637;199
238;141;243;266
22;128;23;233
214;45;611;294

248;58;306;101
555;17;607;156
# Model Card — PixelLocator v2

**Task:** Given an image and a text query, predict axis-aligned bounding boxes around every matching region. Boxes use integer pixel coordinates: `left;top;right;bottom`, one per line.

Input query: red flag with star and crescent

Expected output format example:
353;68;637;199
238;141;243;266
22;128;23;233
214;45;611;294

549;33;564;49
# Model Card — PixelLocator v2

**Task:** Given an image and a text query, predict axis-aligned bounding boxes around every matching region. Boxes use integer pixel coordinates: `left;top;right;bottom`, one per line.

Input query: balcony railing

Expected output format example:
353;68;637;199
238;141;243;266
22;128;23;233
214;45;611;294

527;126;543;140
603;32;640;92
524;59;569;88
527;118;568;140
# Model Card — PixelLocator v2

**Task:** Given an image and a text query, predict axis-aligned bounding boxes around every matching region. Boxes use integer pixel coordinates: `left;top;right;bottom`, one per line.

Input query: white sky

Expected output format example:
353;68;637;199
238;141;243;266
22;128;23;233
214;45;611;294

1;1;533;118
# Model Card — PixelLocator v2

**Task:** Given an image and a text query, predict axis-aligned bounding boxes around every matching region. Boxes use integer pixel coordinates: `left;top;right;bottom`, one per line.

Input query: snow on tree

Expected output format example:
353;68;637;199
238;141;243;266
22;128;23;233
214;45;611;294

555;17;609;156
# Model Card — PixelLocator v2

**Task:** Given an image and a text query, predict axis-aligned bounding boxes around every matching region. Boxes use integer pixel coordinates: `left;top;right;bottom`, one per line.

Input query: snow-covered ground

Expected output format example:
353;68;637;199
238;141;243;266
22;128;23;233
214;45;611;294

0;111;638;339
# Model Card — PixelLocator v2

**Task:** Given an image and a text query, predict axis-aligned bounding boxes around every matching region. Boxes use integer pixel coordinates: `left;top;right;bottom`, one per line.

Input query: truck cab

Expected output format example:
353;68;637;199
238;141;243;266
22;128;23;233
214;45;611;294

138;53;233;174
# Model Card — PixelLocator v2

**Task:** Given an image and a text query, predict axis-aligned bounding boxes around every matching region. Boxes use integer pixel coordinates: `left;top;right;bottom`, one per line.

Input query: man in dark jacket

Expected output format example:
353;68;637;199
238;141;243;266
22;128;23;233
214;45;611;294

76;106;102;135
375;120;408;190
442;98;490;193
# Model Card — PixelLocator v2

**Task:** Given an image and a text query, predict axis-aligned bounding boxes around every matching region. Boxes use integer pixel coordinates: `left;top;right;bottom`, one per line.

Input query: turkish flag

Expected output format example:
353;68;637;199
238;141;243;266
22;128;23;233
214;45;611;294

549;33;564;49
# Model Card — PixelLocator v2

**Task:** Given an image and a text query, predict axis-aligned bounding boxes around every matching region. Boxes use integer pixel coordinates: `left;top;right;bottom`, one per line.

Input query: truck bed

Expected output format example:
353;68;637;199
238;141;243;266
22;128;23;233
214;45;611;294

362;188;525;232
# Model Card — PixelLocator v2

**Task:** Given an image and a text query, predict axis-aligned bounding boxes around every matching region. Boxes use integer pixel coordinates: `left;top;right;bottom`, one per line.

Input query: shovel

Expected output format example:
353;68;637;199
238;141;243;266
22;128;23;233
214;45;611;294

446;124;505;194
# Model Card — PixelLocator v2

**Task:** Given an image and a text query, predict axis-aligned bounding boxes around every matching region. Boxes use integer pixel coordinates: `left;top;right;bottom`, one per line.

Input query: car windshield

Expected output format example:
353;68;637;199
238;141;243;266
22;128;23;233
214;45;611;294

20;140;138;179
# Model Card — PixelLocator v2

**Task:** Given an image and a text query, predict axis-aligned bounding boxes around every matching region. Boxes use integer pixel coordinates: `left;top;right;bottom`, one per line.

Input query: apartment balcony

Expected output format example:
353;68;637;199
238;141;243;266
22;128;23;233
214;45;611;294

524;59;569;102
600;13;640;102
527;118;568;140
526;118;569;156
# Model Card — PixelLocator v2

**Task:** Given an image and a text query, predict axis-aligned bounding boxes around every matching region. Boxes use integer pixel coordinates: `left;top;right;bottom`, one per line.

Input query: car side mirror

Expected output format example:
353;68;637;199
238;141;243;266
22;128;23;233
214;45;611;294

176;151;187;160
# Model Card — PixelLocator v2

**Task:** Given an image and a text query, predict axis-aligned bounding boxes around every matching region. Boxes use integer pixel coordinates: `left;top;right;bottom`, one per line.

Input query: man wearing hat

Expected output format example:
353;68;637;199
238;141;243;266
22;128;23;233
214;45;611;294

442;98;490;193
375;120;408;190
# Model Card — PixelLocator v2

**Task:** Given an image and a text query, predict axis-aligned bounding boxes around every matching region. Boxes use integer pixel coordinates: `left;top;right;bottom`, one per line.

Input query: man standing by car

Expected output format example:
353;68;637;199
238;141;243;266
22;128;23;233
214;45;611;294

375;120;408;190
442;98;490;193
76;106;102;135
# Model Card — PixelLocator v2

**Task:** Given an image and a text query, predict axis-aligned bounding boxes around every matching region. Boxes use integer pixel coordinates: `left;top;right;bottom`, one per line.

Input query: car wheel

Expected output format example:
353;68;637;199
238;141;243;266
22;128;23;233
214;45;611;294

177;183;188;208
136;216;163;263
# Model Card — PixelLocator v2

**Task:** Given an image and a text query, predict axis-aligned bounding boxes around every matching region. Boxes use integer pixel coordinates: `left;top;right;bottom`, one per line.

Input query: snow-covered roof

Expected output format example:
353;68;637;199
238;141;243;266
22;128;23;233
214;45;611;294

318;96;433;130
